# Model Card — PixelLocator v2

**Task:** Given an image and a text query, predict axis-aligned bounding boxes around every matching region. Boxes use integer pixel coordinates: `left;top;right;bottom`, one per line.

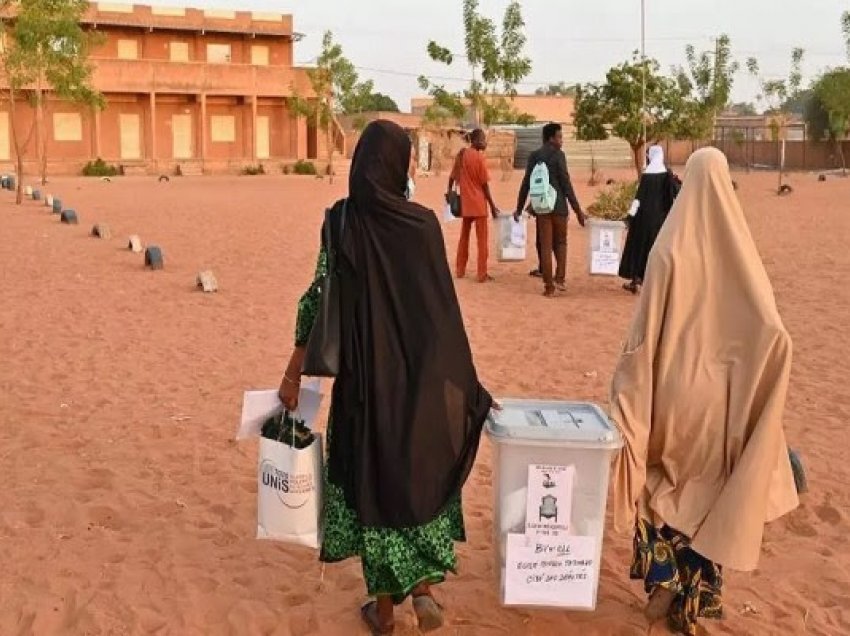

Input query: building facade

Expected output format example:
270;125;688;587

0;2;323;175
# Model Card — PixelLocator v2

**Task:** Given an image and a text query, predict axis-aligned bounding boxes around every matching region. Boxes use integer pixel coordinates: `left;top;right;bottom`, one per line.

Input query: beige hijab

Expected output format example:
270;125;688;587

609;147;798;572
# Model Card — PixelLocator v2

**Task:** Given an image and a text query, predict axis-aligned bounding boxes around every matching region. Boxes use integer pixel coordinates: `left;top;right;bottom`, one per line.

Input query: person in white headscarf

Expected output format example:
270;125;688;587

619;145;680;293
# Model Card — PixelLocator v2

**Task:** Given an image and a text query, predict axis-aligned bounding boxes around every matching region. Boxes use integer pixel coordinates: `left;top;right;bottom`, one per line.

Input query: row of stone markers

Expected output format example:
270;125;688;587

2;176;218;292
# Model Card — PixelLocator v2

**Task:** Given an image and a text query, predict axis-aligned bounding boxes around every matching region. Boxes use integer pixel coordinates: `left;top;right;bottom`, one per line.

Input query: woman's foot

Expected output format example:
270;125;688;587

412;585;444;633
623;280;641;295
361;597;394;635
644;586;676;622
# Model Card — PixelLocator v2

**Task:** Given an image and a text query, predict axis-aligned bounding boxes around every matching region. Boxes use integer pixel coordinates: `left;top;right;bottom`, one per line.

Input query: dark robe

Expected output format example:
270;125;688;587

327;120;493;529
619;171;680;281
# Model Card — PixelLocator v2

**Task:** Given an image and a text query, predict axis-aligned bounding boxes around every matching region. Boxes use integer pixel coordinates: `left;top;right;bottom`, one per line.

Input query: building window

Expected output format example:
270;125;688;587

169;42;190;62
251;45;269;66
117;39;139;60
53;113;82;142
210;115;236;143
206;43;231;64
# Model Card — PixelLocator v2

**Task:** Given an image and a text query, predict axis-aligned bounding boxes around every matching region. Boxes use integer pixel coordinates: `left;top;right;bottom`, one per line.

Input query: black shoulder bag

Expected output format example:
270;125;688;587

302;199;347;377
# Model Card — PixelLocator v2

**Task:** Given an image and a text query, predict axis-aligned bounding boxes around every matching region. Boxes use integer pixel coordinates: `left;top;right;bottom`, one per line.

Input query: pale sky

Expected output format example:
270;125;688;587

144;0;849;112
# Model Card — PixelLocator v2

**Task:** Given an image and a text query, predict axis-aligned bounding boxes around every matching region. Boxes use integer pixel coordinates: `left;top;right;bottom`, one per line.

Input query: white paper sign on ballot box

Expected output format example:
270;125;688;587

504;533;597;608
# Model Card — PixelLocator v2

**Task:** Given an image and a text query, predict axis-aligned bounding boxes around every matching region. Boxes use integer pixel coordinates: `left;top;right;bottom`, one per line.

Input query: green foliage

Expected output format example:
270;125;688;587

422;0;532;126
81;158;119;177
241;164;266;176
535;82;576;96
291;160;317;176
843;11;850;61
747;48;805;114
674;34;739;142
727;101;759;116
574;55;687;172
587;181;638;221
806;67;850;172
2;0;105;194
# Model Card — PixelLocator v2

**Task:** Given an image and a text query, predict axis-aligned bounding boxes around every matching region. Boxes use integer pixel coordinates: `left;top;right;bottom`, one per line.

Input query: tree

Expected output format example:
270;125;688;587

674;34;739;144
727;101;759;116
535;82;576;97
1;0;103;202
747;48;805;190
843;10;850;60
291;31;368;183
421;0;532;126
806;68;850;174
574;55;687;176
416;78;465;175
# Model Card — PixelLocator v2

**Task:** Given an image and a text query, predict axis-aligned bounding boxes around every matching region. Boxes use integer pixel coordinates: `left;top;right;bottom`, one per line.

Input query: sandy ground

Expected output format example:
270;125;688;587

0;164;848;636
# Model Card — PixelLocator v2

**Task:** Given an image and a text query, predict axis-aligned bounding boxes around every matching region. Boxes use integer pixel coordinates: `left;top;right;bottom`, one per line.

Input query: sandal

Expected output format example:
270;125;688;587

644;586;676;622
361;600;394;635
529;269;543;278
412;594;444;633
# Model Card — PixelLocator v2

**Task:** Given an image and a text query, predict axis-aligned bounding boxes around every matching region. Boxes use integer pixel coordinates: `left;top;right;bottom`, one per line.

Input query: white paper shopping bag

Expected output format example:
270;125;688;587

257;434;323;549
442;203;456;223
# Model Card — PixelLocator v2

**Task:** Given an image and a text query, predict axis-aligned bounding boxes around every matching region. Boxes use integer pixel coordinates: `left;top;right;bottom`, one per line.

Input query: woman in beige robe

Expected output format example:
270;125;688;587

609;147;799;635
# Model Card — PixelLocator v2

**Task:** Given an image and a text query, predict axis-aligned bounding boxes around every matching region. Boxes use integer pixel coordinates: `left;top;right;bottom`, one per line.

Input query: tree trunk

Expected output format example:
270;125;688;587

837;137;847;177
631;143;643;180
325;122;335;185
9;88;24;205
36;88;48;186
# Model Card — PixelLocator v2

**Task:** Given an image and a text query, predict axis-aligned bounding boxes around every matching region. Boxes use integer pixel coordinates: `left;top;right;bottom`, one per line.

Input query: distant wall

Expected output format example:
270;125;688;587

664;139;850;171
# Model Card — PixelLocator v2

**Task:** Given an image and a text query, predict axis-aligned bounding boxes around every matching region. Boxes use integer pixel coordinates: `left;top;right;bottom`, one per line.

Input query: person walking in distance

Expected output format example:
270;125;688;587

448;129;500;283
514;123;586;297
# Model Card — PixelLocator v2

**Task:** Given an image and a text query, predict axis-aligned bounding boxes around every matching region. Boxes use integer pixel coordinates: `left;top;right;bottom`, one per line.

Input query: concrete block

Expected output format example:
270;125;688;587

24;185;33;197
91;223;111;239
32;189;41;201
52;198;63;214
45;194;53;207
196;270;218;293
145;246;164;270
60;209;78;225
128;235;143;253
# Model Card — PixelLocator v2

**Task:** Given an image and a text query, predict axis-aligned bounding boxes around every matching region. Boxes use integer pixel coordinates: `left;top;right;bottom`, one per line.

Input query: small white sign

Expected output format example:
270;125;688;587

504;533;597;608
599;229;616;252
591;250;620;276
526;464;574;538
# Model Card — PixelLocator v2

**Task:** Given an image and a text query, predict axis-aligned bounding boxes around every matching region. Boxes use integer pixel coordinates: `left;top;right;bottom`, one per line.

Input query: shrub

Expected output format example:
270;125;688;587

292;160;317;176
242;164;265;176
587;181;638;221
82;158;120;177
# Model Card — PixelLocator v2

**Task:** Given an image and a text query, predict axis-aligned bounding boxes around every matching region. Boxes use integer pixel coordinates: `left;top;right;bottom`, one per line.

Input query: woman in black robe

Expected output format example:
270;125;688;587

279;120;493;635
620;145;680;293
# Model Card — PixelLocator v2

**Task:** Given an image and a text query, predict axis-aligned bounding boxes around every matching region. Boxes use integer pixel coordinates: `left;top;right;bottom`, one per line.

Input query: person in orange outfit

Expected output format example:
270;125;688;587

447;129;499;282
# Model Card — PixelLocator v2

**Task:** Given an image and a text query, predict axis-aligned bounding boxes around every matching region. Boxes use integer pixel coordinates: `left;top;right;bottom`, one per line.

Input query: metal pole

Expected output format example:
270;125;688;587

641;0;647;168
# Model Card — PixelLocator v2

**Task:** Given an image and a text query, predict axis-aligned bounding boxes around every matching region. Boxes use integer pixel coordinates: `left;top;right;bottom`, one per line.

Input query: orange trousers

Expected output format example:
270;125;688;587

456;216;489;281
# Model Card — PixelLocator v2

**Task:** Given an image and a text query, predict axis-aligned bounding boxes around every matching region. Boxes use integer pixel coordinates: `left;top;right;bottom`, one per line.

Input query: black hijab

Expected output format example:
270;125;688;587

327;120;493;529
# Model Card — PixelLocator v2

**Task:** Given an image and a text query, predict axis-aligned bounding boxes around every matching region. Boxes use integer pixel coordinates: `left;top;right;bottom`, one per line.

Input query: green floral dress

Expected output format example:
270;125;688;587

295;247;466;603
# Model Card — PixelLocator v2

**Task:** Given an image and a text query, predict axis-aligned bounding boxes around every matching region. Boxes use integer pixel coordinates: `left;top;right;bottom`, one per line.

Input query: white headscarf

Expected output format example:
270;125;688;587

645;145;667;174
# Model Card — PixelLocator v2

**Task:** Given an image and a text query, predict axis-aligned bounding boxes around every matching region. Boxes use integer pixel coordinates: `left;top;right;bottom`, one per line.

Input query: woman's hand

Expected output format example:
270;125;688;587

279;347;306;411
279;373;300;411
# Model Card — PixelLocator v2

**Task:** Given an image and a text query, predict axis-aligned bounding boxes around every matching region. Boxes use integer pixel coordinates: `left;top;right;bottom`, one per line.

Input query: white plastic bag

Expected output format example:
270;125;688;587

495;215;527;262
442;203;456;223
257;433;323;549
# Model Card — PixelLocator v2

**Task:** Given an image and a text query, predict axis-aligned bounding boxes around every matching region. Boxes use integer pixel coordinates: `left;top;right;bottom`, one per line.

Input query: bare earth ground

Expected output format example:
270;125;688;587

0;166;848;636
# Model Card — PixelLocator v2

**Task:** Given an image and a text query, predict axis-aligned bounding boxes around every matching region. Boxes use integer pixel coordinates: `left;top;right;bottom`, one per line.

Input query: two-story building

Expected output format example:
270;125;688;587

0;2;324;175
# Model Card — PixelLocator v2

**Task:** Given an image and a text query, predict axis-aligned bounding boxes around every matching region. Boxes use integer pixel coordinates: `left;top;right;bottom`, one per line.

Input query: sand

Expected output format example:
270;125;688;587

0;166;848;636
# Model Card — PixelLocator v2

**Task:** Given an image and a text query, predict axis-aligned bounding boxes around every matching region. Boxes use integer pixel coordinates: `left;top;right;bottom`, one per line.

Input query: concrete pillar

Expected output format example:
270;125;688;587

295;112;307;160
93;107;102;158
149;92;157;166
200;92;207;162
251;95;258;161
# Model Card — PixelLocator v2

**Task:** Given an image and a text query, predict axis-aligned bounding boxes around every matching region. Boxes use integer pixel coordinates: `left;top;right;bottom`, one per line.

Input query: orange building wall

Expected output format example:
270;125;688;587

98;94;148;160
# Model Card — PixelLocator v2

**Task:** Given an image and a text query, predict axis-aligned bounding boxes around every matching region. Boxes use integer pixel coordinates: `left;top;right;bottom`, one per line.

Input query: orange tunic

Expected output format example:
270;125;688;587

451;149;490;218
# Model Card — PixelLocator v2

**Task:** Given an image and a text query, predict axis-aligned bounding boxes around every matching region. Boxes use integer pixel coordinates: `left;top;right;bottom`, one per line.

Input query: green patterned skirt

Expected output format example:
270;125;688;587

319;418;466;603
631;519;724;635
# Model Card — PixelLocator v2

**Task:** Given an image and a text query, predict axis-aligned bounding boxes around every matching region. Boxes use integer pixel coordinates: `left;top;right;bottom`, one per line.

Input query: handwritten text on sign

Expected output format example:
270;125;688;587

504;533;597;608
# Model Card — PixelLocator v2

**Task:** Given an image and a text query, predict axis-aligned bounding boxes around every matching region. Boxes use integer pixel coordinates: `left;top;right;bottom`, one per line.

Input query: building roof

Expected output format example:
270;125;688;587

1;2;299;38
411;94;575;125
